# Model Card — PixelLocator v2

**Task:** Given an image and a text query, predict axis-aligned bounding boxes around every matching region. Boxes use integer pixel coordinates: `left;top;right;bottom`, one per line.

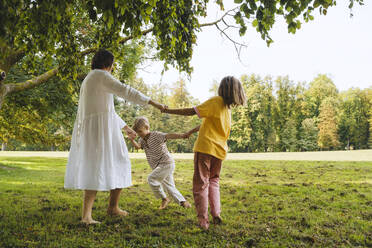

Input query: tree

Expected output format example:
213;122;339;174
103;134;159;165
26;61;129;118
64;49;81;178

368;111;372;149
317;97;340;150
0;58;80;150
273;76;298;151
281;118;297;152
338;88;370;150
0;0;363;108
303;74;338;118
298;118;319;151
1;42;146;150
230;74;275;152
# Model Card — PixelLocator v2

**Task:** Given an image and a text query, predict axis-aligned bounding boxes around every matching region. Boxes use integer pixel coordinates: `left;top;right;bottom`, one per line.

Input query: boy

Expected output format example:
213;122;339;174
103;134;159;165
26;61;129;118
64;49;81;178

129;116;192;209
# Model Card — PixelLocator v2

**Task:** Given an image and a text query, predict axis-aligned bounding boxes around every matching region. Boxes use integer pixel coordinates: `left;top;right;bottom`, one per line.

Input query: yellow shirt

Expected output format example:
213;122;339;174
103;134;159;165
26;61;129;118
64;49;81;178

193;96;231;160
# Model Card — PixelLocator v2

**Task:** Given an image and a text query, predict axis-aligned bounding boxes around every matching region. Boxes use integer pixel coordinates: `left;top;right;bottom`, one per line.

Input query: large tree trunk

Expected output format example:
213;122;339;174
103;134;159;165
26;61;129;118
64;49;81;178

1;143;7;151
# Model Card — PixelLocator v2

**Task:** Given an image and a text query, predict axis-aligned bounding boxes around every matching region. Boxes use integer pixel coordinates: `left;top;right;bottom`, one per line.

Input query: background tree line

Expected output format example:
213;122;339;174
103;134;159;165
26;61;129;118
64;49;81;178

1;47;371;152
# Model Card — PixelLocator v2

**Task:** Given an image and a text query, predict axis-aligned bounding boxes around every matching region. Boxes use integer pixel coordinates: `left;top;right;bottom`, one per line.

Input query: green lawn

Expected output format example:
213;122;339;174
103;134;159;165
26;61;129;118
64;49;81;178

0;157;371;247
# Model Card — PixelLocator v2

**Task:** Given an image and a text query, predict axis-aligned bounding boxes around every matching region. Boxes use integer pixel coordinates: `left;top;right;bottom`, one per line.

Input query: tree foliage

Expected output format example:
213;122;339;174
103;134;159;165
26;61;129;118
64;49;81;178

0;0;364;108
317;97;340;150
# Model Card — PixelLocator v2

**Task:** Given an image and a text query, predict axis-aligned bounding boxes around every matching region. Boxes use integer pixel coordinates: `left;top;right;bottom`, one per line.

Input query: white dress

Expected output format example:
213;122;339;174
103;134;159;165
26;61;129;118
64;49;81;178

64;69;150;191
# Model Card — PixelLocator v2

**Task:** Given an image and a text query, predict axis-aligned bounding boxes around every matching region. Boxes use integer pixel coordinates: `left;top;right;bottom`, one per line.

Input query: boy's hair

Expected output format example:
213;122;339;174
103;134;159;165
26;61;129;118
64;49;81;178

91;49;114;70
132;116;150;132
218;76;246;108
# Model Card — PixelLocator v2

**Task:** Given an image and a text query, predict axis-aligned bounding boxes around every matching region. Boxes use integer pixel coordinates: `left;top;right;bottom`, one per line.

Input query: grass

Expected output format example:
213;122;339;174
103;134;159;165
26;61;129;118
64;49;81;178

0;156;371;247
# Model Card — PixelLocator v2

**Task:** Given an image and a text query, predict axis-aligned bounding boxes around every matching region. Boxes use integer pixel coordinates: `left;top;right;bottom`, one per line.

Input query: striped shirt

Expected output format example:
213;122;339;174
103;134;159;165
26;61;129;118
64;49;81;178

139;131;174;169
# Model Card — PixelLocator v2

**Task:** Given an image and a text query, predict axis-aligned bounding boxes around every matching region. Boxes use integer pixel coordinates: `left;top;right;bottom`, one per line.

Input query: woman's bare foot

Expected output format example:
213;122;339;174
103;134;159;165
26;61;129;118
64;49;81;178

107;208;129;217
81;218;101;225
180;201;191;208
159;197;170;210
198;219;209;230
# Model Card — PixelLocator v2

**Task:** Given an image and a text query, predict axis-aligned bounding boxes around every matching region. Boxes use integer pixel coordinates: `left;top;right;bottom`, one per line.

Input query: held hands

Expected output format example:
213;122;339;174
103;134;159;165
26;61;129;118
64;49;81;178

123;126;137;140
149;99;167;112
161;105;168;113
155;103;167;112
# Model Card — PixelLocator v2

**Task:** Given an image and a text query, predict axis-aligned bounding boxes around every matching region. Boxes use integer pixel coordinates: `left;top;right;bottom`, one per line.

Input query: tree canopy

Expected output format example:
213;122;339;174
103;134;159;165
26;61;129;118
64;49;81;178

0;0;364;108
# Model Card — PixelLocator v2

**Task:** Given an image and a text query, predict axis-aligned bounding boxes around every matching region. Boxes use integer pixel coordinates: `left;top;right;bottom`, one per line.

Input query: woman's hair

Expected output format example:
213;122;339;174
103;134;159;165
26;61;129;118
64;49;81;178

91;49;114;70
132;116;150;132
218;76;246;108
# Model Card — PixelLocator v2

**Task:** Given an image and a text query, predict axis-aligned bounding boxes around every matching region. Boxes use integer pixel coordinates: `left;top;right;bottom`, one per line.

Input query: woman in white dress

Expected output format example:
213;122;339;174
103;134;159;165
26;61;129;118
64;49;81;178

64;49;164;224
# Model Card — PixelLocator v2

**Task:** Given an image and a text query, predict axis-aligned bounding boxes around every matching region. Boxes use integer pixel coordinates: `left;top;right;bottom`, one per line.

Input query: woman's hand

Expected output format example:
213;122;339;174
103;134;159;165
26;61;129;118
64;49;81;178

148;99;166;112
123;126;137;140
161;105;169;113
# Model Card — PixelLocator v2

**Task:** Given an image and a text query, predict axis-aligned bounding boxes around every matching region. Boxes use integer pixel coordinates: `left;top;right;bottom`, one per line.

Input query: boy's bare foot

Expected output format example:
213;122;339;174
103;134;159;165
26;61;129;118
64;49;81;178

81;218;101;225
159;198;170;210
180;201;191;208
212;215;223;225
107;208;129;217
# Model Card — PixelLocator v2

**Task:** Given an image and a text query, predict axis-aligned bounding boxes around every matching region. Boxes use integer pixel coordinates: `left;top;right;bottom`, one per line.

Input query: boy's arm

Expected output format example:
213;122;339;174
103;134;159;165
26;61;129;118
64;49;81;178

165;125;201;140
129;138;142;150
162;107;196;116
185;125;200;137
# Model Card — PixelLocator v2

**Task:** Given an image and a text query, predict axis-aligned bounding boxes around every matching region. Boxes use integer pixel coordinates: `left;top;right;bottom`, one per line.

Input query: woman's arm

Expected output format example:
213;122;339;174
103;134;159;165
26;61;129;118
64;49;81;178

148;99;165;111
101;72;150;106
162;107;196;116
123;126;137;140
129;138;142;150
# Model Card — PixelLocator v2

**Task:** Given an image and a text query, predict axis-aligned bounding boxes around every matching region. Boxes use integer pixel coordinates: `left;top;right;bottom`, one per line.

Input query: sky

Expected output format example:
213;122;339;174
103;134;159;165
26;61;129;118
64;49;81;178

137;1;372;102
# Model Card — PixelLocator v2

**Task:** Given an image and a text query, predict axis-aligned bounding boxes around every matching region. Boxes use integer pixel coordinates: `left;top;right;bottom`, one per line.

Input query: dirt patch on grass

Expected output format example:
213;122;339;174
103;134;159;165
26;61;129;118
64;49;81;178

0;164;16;170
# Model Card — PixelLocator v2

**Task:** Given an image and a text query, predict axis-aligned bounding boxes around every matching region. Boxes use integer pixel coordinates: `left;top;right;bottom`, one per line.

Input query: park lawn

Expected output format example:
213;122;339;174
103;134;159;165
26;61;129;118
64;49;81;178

0;157;371;248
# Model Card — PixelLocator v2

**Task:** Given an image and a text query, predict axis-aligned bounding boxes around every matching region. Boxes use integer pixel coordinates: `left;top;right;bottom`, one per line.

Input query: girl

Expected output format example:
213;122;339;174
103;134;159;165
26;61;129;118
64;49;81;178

64;49;164;224
162;76;246;230
129;116;191;210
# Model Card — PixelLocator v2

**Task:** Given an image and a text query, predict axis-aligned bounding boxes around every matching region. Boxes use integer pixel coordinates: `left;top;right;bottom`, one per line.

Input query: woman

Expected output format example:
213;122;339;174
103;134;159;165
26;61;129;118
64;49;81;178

64;49;164;224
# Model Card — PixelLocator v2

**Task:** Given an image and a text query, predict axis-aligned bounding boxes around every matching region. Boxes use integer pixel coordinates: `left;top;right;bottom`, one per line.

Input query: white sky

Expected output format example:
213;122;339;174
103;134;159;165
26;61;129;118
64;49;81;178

138;1;372;102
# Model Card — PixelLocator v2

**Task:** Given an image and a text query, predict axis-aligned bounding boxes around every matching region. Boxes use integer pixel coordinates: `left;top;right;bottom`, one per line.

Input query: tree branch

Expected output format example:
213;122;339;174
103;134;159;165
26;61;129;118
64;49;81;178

6;68;59;94
199;7;239;27
80;27;154;56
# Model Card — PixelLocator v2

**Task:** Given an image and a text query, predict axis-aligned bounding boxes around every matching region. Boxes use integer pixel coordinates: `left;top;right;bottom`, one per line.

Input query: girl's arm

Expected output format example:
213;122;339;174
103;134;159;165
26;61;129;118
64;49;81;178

165;133;188;140
162;107;196;116
129;138;141;150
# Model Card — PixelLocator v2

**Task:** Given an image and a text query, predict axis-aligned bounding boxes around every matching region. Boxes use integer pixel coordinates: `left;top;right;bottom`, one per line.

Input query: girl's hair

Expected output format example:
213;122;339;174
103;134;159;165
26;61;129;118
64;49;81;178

132;116;150;132
218;76;246;108
91;49;114;70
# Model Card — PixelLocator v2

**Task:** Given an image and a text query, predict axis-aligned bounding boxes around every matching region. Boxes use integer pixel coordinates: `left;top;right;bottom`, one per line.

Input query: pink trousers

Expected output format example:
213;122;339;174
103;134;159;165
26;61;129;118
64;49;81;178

193;152;222;225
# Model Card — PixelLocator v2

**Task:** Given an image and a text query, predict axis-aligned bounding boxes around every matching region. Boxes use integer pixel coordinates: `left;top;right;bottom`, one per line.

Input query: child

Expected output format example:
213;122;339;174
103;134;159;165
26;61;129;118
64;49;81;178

162;76;246;230
64;49;165;224
129;116;192;210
